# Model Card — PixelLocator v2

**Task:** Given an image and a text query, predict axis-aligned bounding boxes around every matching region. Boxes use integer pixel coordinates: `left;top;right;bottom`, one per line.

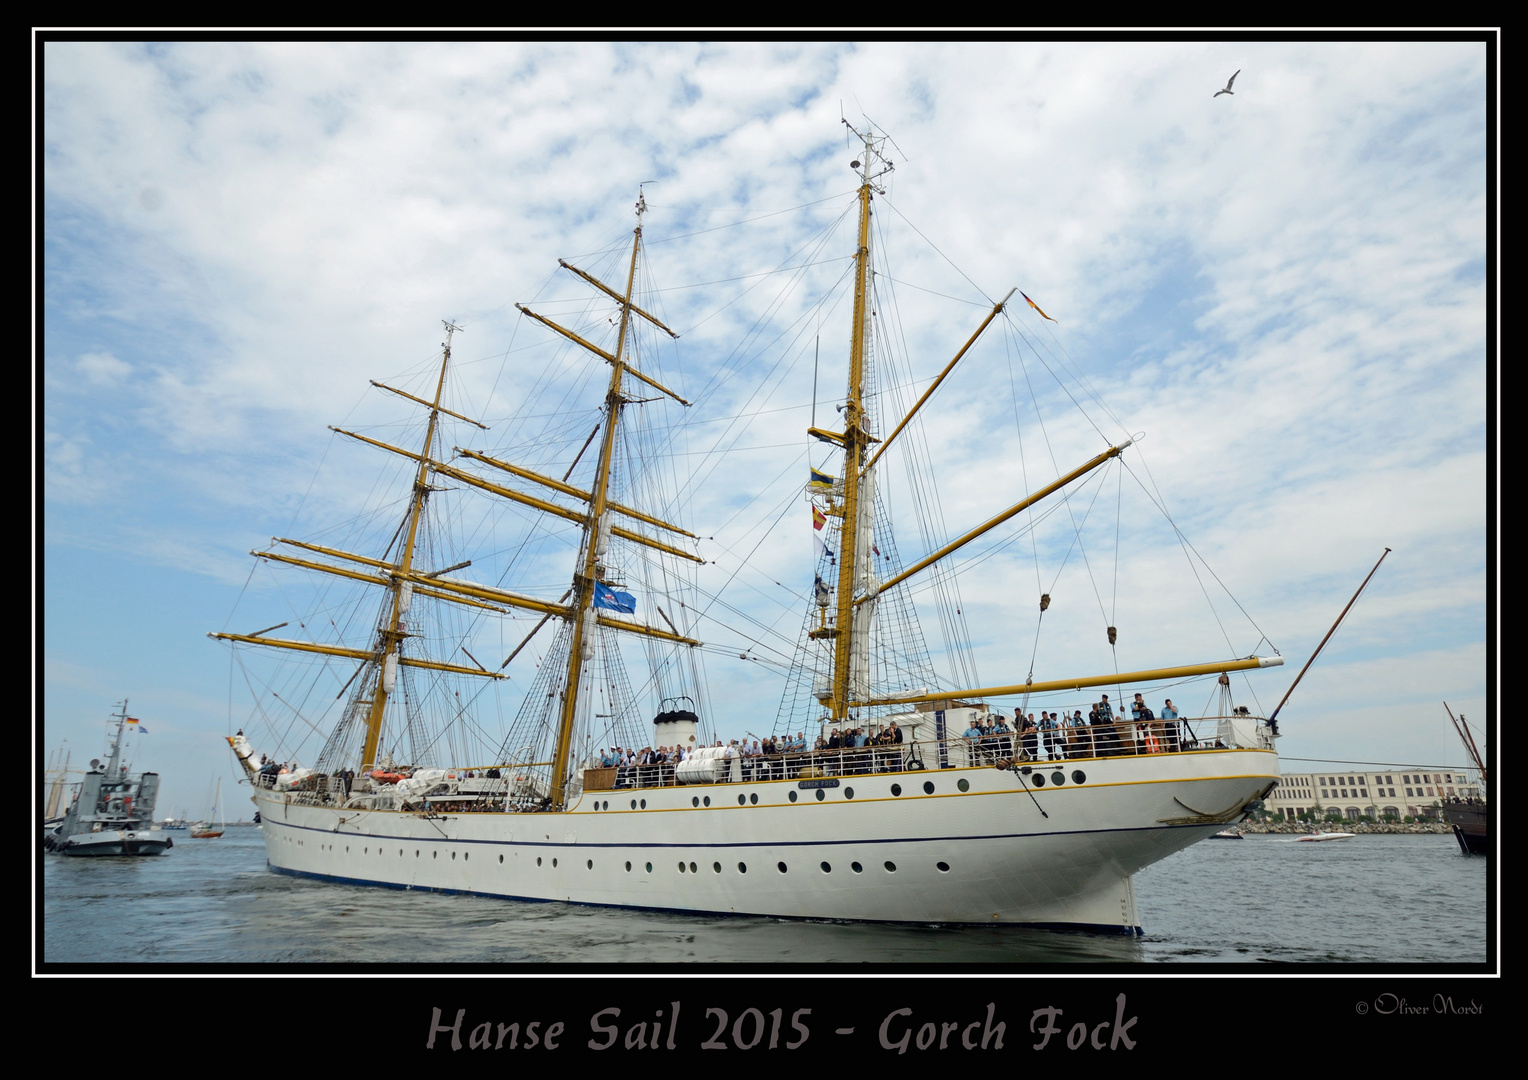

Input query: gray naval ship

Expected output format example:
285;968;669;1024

44;701;172;857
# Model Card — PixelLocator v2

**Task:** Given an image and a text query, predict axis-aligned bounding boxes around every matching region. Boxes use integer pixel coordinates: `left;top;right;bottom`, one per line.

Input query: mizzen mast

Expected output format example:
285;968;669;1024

820;123;890;721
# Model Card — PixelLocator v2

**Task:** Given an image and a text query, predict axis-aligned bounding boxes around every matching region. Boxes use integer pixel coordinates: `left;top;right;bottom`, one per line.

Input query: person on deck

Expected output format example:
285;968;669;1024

1160;699;1181;752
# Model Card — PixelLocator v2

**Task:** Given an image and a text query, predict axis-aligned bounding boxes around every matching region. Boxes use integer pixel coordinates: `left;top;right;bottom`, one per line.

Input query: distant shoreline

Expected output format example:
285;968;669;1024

1241;821;1453;835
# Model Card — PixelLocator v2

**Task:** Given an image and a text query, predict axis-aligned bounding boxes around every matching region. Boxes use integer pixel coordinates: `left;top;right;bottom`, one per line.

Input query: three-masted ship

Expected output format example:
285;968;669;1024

216;125;1285;931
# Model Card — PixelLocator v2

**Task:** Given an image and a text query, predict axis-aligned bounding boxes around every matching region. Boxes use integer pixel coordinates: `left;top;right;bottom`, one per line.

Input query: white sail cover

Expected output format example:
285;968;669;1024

849;465;878;702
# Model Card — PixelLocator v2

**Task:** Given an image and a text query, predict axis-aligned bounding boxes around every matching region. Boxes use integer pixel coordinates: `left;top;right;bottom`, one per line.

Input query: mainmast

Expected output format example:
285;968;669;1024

548;199;645;806
521;187;701;807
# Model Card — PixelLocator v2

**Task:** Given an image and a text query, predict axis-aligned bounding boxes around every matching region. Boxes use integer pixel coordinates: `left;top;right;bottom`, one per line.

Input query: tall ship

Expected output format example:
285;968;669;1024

44;701;172;857
214;125;1285;932
1440;703;1487;855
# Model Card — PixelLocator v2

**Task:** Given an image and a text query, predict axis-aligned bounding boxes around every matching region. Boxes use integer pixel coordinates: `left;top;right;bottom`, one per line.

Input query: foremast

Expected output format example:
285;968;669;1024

357;322;459;771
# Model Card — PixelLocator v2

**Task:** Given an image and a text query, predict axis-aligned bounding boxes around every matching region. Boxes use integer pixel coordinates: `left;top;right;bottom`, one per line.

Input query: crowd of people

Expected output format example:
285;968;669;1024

961;693;1188;763
585;696;1195;789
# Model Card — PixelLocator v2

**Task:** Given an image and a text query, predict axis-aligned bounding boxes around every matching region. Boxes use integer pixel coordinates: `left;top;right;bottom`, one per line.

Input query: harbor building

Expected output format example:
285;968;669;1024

1266;771;1482;821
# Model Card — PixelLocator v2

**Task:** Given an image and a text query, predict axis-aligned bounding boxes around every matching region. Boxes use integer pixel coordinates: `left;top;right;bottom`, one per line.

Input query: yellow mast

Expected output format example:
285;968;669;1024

360;321;460;770
547;193;648;807
825;125;886;721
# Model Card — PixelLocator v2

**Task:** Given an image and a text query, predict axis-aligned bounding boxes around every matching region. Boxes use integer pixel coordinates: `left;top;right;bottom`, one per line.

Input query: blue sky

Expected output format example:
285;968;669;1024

41;41;1491;819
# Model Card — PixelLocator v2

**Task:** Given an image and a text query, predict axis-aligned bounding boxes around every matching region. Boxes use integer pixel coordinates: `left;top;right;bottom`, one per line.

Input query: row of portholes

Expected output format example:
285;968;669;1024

342;847;955;879
588;772;1089;813
1032;771;1087;788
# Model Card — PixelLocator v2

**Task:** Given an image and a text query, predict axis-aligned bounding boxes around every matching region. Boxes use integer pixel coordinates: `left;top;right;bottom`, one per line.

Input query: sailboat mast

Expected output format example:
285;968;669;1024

548;197;647;806
359;322;459;770
829;131;878;721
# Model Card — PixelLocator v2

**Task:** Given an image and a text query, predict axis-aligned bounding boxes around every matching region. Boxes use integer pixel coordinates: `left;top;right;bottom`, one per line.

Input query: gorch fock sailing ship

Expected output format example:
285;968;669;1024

215;124;1285;932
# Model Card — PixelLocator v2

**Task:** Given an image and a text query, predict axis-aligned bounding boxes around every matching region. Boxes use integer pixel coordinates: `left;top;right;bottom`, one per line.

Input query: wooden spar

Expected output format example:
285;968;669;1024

1265;547;1391;728
857;439;1131;605
500;589;573;669
563;424;601;482
862;288;1015;475
853;654;1284;708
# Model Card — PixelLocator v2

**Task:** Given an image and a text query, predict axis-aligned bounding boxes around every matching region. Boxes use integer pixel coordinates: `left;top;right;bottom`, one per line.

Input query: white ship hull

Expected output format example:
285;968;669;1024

246;747;1277;932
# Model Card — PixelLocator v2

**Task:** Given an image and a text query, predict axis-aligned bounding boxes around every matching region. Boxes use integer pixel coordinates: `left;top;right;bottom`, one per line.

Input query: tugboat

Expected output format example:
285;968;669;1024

43;701;172;857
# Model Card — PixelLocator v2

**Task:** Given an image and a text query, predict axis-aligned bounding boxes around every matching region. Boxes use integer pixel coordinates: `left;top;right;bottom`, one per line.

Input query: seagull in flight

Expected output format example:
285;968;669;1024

1214;70;1240;98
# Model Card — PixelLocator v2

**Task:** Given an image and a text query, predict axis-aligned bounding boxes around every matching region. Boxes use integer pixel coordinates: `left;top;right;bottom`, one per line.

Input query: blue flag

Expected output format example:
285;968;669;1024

593;583;637;614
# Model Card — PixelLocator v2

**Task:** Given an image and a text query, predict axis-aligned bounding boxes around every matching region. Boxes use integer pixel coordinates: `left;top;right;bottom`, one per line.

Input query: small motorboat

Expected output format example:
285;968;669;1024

1210;828;1244;839
1297;831;1356;842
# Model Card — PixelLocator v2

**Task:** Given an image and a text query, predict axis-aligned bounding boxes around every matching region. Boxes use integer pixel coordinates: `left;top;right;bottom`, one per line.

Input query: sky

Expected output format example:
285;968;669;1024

40;40;1492;821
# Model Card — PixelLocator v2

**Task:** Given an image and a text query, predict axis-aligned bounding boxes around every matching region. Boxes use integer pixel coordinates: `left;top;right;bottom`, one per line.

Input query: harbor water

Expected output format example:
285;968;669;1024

42;826;1488;965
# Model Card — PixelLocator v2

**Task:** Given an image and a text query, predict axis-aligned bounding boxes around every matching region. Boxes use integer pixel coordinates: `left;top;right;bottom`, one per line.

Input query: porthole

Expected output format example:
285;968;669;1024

789;791;798;803
703;796;711;807
713;862;722;874
690;861;698;873
820;862;832;873
851;862;864;873
884;861;897;872
499;854;503;864
891;783;902;797
587;859;593;870
957;778;970;792
679;861;687;873
1033;774;1046;787
645;862;653;873
1072;770;1087;785
625;861;632;871
640;799;647;809
844;787;854;799
631;799;638;809
937;861;951;873
778;862;788;873
738;862;747;873
464;852;469;861
923;781;935;795
432;850;437;859
692;797;700;807
415;850;419;858
1051;771;1065;786
365;848;369;854
815;789;826;801
750;793;759;805
738;794;747;806
345;846;350;853
399;849;403;857
552;858;558;868
537;856;542;866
